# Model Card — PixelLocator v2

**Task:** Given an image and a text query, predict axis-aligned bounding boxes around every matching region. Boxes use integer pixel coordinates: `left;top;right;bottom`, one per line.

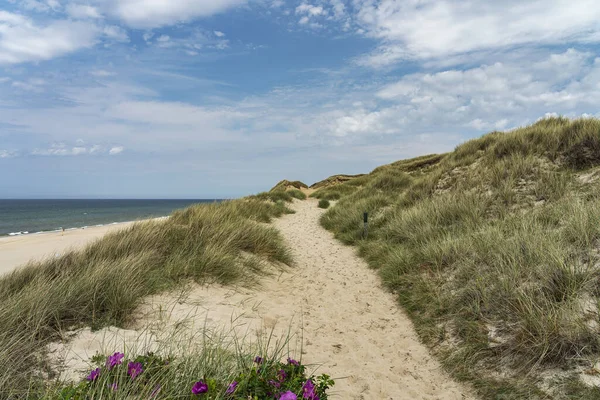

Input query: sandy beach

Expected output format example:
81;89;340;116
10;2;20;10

0;221;143;276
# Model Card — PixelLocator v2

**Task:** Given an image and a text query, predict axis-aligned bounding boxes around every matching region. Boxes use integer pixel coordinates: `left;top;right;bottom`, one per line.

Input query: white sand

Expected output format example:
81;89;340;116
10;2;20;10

48;200;473;399
0;220;163;276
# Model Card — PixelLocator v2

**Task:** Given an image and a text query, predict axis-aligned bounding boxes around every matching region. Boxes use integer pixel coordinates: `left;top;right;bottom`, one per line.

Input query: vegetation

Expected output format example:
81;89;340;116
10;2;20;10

310;174;365;190
0;198;294;398
270;180;308;192
317;199;330;209
253;190;295;203
317;117;600;399
51;350;333;399
288;189;307;200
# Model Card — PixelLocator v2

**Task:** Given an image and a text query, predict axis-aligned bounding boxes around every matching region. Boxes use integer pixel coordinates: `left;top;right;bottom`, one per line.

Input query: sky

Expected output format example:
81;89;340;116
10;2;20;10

1;0;600;198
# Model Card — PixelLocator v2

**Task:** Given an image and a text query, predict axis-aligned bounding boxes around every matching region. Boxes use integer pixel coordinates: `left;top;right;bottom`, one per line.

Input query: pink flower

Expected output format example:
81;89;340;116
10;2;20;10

302;379;319;400
280;391;297;400
225;381;238;395
127;361;143;380
105;352;124;370
86;368;100;381
192;380;208;395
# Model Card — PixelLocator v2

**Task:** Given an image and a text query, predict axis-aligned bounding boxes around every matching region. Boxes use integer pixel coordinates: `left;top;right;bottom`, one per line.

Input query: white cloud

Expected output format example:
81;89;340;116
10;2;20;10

11;78;46;91
47;0;61;9
0;11;98;64
330;0;345;19
30;142;124;156
66;4;102;19
296;4;325;16
104;0;247;28
214;30;225;37
90;69;115;77
0;150;17;158
157;34;170;42
354;0;600;67
143;32;154;41
103;25;129;42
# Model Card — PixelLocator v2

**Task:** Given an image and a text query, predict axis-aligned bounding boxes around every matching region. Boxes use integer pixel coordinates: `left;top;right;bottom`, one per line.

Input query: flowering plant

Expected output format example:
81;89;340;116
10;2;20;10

54;352;334;399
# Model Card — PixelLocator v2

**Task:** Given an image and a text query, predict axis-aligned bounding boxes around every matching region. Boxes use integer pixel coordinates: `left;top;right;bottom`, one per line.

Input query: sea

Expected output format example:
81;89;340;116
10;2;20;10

0;199;218;237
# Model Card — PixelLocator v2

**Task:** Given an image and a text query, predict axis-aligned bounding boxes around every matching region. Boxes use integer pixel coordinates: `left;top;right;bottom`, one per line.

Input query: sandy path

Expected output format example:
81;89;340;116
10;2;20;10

50;200;473;399
265;199;471;399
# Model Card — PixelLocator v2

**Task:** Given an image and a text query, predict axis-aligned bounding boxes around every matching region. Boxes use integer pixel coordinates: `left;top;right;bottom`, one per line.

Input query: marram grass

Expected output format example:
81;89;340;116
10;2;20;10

316;117;600;399
0;198;294;398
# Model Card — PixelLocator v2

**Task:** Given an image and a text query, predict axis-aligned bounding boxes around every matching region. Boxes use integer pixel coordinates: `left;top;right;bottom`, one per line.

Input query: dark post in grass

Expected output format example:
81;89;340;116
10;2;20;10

363;212;368;239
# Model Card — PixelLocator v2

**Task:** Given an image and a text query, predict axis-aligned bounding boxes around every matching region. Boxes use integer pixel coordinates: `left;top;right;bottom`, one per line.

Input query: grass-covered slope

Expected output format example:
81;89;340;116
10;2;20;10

0;198;293;398
316;117;600;399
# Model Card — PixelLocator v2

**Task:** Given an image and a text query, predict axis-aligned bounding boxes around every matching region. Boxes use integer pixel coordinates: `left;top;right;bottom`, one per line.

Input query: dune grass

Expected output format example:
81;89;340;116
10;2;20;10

287;189;307;200
317;117;600;399
44;321;333;400
0;198;294;398
317;199;330;209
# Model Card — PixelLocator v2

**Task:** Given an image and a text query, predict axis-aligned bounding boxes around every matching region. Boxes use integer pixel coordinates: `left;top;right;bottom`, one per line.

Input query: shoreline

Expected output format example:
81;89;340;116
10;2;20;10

0;217;167;277
1;216;168;238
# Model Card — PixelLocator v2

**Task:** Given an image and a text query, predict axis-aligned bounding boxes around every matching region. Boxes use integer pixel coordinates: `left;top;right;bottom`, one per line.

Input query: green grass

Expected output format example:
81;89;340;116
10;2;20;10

0;198;293;398
288;189;307;200
317;199;330;209
44;323;333;399
318;117;600;399
252;190;294;203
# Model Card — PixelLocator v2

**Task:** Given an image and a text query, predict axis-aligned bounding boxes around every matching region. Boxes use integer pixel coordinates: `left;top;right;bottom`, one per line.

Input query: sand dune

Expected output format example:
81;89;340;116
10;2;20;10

0;221;142;276
48;200;473;399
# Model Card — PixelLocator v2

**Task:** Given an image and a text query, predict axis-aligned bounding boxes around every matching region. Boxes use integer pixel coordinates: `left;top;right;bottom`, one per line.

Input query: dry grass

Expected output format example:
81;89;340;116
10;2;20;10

0;198;293;398
317;117;600;399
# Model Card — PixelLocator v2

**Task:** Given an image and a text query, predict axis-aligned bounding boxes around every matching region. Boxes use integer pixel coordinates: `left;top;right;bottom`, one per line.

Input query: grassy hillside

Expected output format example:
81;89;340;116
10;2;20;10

314;117;600;399
0;198;294;398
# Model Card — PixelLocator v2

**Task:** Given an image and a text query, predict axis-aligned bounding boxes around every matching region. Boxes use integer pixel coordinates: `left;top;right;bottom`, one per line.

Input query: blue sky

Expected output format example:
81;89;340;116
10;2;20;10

1;0;600;198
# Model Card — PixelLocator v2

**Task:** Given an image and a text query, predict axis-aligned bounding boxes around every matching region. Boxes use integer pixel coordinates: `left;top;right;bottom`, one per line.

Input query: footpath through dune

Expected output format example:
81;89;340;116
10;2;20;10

51;199;473;399
262;199;472;399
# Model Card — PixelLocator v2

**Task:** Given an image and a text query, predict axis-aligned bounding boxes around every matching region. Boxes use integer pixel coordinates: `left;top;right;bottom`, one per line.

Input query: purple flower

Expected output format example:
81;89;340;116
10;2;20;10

278;369;287;381
279;391;297;400
225;381;238;395
269;379;281;388
302;380;319;400
254;356;263;364
86;368;100;382
150;384;161;398
127;361;143;380
287;358;299;366
108;383;118;391
105;352;124;370
192;380;208;395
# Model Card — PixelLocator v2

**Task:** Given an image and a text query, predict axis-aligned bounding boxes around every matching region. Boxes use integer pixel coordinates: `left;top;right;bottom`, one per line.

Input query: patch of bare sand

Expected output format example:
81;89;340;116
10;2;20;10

0;218;166;276
49;200;473;399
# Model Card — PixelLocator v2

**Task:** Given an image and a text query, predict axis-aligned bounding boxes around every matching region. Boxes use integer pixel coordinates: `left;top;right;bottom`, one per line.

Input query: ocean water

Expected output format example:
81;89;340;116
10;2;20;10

0;199;217;237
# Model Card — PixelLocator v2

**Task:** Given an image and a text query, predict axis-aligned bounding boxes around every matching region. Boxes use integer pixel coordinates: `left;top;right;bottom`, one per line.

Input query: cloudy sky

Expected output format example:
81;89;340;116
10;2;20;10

1;0;599;198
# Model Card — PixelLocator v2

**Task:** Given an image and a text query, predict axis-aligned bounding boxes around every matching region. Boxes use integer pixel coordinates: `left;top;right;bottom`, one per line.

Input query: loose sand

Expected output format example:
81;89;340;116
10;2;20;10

0;220;162;276
48;200;473;399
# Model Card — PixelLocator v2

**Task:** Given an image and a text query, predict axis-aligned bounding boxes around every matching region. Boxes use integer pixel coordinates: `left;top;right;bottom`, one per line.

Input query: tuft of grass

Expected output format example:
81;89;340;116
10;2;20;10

288;189;307;200
316;117;600;398
252;190;294;203
317;199;330;209
0;198;293;398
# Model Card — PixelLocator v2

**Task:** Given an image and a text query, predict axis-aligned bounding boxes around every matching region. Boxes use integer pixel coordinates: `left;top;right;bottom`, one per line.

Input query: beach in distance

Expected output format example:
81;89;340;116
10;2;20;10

0;220;146;276
0;199;214;276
